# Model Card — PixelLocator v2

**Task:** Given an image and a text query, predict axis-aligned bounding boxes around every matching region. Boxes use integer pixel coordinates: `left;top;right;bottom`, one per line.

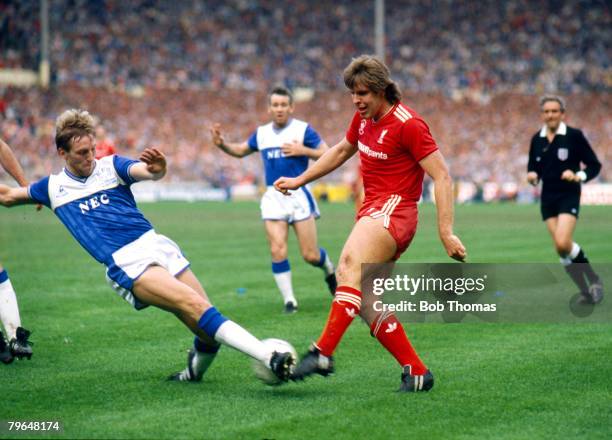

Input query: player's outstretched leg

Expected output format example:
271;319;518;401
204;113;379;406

292;285;360;380
0;330;14;364
168;337;221;382
369;311;433;392
134;267;296;383
197;306;295;382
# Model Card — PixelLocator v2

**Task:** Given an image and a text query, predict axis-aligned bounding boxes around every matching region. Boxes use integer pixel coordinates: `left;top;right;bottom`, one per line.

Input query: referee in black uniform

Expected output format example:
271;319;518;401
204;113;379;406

527;95;603;304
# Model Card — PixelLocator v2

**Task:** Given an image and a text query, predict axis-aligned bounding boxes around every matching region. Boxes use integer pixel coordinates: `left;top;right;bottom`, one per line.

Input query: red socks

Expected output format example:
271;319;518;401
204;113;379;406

370;311;427;375
316;286;361;356
316;286;428;376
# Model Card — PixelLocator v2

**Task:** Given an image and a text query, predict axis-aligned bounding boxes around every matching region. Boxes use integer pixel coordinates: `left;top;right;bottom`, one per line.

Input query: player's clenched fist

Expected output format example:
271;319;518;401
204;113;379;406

274;176;302;195
441;233;467;262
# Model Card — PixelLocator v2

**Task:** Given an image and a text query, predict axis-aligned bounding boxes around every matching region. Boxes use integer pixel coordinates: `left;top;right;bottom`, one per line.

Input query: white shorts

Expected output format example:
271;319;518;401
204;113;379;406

260;186;320;224
105;230;190;310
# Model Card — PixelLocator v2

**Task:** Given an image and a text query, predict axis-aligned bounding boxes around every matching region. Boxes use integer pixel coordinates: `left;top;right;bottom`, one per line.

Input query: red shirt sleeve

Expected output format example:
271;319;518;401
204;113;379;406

346;111;362;145
400;117;438;161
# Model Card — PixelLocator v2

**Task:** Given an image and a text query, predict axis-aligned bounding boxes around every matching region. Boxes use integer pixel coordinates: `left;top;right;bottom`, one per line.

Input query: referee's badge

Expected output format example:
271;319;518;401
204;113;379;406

558;148;568;161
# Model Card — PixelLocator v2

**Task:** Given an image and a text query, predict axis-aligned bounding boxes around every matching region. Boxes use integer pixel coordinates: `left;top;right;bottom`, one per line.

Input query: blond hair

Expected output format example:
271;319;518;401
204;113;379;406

55;109;95;151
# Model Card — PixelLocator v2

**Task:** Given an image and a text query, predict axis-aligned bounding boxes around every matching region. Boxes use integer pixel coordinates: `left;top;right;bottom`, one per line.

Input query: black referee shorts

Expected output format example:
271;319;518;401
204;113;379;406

540;190;580;220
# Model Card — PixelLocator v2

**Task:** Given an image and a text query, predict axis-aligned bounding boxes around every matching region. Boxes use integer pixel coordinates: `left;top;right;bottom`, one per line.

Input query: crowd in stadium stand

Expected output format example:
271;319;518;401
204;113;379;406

1;86;609;190
0;0;610;194
2;0;609;94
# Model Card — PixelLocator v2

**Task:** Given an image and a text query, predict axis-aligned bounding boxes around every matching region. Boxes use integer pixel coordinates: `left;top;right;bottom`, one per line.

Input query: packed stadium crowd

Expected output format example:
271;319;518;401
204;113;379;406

2;0;609;94
1;86;609;189
0;0;610;190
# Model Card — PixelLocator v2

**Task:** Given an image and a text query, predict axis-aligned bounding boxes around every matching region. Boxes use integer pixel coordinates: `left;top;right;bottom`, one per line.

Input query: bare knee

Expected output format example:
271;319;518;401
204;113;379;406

336;254;359;286
270;242;287;261
554;237;572;256
302;248;320;265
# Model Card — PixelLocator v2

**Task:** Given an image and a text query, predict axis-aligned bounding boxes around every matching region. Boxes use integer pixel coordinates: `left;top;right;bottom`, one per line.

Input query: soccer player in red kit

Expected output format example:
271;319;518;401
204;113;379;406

274;55;466;392
94;125;117;159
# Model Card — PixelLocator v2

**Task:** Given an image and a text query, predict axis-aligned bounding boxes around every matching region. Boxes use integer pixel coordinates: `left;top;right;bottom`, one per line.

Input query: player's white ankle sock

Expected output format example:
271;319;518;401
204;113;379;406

569;242;580;260
197;307;270;364
214;321;270;363
0;272;21;340
272;260;296;305
273;272;296;305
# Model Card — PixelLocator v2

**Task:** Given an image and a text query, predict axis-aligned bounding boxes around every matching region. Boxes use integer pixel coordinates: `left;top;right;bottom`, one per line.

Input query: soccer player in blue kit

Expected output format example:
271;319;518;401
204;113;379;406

0;109;295;383
211;86;337;313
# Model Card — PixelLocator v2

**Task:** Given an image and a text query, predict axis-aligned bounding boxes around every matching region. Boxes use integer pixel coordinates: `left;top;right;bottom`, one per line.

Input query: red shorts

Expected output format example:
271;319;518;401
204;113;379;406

357;194;418;260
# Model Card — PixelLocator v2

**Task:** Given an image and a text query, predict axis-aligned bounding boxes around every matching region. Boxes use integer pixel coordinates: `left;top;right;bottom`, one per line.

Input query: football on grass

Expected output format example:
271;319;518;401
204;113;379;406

252;338;298;385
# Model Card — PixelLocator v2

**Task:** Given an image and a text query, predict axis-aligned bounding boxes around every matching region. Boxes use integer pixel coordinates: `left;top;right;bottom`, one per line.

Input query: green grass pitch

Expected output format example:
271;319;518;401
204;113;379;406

0;202;610;439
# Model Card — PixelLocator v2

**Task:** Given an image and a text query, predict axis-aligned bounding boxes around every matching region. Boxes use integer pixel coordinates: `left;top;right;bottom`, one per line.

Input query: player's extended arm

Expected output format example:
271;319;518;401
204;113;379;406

274;137;357;193
281;141;330;159
210;123;252;158
419;151;467;262
0;139;28;186
0;184;34;207
129;148;167;181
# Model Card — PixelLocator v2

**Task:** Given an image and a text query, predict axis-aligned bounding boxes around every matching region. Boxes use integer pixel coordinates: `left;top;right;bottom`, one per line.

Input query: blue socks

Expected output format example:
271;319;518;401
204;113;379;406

197;307;228;339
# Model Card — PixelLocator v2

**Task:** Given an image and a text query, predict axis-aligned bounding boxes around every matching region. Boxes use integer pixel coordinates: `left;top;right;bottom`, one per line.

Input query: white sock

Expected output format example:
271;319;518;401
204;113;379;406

214;320;271;364
0;278;21;340
569;242;581;260
273;271;297;305
322;253;335;276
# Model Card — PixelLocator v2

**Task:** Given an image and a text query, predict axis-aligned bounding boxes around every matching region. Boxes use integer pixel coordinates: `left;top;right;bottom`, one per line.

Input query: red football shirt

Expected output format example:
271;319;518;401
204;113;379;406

346;102;438;203
95;140;117;159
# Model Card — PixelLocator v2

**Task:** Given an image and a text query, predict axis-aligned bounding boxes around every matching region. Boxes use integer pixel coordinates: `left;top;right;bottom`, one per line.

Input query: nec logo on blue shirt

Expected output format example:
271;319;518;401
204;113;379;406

266;149;284;159
79;194;110;214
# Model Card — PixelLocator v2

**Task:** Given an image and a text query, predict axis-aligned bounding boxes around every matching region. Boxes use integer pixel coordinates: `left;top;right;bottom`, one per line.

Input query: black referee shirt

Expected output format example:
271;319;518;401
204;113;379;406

528;122;602;193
